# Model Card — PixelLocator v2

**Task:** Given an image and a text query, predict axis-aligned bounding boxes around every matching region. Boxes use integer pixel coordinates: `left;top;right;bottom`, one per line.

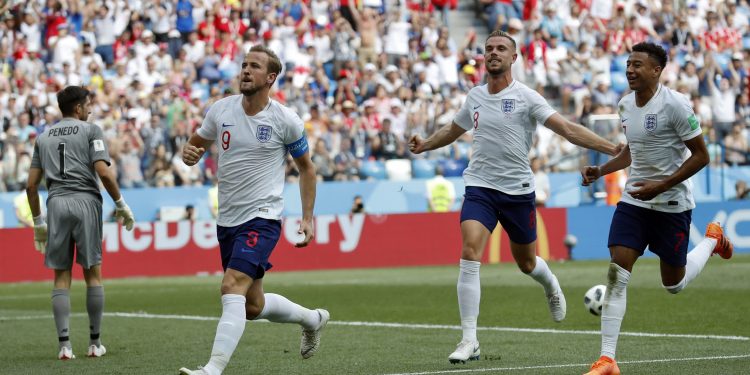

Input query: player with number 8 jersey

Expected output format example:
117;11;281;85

408;30;620;365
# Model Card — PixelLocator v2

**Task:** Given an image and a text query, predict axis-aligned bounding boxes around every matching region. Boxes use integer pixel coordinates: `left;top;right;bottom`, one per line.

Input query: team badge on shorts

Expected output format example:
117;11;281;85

502;99;515;114
644;114;657;132
257;125;272;142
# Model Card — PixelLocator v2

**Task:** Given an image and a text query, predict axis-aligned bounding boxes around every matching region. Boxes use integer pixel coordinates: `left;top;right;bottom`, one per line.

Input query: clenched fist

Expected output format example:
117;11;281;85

408;134;426;154
580;166;601;186
182;144;206;166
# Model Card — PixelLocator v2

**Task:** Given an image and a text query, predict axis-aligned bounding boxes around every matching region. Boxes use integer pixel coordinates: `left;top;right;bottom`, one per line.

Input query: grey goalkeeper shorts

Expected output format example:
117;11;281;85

45;196;103;270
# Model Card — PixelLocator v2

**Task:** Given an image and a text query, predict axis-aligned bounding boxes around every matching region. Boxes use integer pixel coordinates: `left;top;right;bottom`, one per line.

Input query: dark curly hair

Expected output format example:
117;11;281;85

632;42;668;69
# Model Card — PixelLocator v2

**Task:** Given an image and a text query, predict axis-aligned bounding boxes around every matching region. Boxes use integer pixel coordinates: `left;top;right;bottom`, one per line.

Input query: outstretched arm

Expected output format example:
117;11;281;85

348;1;362;27
409;122;467;154
544;113;619;155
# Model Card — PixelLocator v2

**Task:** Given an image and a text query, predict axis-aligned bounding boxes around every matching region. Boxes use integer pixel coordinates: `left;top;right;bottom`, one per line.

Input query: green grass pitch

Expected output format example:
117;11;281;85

2;256;749;374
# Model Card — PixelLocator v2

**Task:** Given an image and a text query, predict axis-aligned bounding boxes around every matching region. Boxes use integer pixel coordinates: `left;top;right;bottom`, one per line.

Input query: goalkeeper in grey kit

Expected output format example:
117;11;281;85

26;86;136;360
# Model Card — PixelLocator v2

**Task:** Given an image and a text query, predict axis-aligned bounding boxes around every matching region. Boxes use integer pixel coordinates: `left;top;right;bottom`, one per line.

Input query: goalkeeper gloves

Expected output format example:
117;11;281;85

114;197;135;231
33;215;47;254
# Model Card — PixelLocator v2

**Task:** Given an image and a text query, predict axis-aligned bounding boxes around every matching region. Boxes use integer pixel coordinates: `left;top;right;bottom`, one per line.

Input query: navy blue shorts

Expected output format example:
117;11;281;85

217;217;282;279
608;202;692;266
460;186;537;244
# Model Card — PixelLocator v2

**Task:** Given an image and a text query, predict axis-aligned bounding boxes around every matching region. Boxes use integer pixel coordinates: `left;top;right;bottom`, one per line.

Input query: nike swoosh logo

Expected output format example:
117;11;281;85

620;118;627;123
222;123;235;128
473;105;481;110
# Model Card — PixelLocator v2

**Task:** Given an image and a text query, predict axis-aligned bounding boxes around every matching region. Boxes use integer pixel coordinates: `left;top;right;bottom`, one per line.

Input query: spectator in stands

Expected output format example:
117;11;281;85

540;4;564;41
146;144;174;187
706;53;740;139
333;137;359;181
426;165;455;212
560;46;589;116
386;98;407;138
350;194;365;214
175;0;195;42
384;9;410;64
372;118;401;160
706;127;724;167
545;35;567;95
311;138;335;181
347;3;379;70
724;122;748;166
526;28;548;94
118;135;146;188
735;180;750;200
49;23;79;71
591;78;618;109
332;15;357;80
183;204;196;221
14;189;35;227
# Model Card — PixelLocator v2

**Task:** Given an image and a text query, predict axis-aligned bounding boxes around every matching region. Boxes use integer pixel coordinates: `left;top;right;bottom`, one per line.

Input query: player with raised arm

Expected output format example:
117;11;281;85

580;43;733;375
26;85;135;360
409;30;620;364
178;45;328;375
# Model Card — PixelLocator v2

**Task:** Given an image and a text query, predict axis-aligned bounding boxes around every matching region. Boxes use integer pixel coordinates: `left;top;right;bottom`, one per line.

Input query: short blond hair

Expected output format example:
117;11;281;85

486;30;517;50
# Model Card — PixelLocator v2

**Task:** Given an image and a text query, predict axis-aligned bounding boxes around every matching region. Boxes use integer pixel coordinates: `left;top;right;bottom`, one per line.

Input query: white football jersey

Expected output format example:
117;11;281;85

618;85;703;212
454;81;556;195
197;96;308;226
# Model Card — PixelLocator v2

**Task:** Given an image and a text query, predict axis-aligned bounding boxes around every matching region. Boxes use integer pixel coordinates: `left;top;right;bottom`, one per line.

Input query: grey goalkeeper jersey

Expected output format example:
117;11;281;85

31;118;111;202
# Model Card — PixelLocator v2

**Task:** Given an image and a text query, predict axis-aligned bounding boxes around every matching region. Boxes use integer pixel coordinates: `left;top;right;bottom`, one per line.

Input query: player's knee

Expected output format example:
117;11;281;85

220;272;251;295
517;259;535;274
460;245;482;261
220;280;244;295
245;303;263;320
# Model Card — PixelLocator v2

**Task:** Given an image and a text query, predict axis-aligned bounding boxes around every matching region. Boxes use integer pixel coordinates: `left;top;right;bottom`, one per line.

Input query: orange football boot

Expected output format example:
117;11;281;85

705;222;733;259
584;355;621;375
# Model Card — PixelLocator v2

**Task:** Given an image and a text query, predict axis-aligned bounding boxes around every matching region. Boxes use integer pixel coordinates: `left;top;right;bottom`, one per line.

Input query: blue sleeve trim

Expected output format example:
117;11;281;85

286;134;309;158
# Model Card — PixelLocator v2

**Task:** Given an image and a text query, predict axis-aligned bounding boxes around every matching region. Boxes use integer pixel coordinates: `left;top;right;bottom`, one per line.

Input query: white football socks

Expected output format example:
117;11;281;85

457;259;481;342
204;294;246;375
528;256;559;296
665;237;717;294
256;293;319;330
601;263;631;359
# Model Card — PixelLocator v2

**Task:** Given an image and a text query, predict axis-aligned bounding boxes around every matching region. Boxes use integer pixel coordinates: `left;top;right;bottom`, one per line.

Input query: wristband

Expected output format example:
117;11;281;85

115;197;127;208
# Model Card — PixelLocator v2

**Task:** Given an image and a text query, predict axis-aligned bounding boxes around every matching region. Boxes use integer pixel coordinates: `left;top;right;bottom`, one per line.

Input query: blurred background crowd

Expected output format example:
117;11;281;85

0;0;749;201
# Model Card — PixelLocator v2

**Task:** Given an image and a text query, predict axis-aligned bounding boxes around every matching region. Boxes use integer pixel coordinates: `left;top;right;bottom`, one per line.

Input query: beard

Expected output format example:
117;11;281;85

486;64;506;76
240;82;262;96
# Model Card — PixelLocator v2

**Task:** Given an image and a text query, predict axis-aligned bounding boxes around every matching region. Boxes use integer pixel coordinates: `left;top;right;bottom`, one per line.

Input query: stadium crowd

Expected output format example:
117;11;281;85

0;0;749;194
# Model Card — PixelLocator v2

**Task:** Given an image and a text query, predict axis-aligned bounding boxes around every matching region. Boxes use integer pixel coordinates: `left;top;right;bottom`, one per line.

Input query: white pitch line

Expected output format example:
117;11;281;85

108;312;219;321
333;320;750;342
1;312;748;342
384;354;750;375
